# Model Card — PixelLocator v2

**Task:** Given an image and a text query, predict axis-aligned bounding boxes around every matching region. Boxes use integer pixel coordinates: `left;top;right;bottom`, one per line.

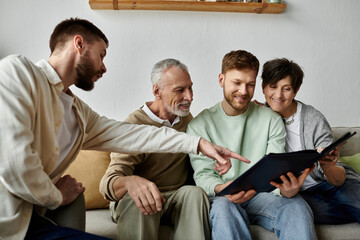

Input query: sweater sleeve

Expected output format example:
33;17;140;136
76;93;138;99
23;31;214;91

186;121;223;197
303;104;334;149
266;114;287;155
302;104;343;180
100;152;145;201
76;99;200;155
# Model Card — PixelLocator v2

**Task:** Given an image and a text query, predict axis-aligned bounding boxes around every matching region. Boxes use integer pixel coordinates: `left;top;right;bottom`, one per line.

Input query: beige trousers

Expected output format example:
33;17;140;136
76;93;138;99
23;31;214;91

111;185;211;240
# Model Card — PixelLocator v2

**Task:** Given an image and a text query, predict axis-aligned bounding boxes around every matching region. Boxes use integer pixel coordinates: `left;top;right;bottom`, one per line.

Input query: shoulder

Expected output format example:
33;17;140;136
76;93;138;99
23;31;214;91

300;102;327;121
1;54;29;65
0;55;45;90
250;102;282;121
300;101;333;147
179;113;193;126
187;104;220;135
125;108;153;125
189;104;219;125
0;54;38;74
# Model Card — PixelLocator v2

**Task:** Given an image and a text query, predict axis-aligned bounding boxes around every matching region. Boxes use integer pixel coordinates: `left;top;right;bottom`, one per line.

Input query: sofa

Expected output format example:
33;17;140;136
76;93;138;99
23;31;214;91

64;127;360;240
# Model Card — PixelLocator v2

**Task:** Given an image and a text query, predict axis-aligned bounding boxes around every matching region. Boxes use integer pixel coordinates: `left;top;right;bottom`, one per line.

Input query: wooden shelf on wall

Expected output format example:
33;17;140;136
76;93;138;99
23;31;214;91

89;0;286;14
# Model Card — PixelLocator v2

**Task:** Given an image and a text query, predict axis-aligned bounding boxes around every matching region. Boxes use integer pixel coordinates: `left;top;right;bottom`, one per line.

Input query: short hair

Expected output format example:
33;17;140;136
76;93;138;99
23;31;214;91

221;50;260;74
151;58;189;86
261;58;304;93
49;18;109;54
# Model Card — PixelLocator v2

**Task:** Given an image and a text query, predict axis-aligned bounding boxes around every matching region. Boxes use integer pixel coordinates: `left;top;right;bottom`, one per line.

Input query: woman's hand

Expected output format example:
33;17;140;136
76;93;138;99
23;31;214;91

270;165;315;198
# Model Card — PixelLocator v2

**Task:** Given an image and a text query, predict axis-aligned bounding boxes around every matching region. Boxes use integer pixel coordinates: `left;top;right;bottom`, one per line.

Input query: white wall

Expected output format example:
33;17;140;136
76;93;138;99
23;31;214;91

1;0;359;126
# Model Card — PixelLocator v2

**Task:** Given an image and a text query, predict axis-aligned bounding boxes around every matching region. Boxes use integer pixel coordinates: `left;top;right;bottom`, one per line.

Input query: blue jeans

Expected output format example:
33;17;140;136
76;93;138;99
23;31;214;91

300;179;360;224
210;193;316;240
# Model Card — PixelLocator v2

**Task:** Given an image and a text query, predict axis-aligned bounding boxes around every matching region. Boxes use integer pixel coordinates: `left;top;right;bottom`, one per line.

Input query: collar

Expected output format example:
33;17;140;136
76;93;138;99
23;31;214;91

36;59;64;93
219;101;252;119
142;102;180;127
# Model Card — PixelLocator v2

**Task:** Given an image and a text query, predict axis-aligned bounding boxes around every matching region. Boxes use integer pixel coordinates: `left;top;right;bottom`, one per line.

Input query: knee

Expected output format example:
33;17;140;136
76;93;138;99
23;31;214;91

280;196;314;220
210;197;247;224
178;185;209;202
210;197;236;216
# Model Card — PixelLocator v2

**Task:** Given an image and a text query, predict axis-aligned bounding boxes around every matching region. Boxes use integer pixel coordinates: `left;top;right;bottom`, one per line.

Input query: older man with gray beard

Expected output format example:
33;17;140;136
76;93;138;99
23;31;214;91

100;59;211;240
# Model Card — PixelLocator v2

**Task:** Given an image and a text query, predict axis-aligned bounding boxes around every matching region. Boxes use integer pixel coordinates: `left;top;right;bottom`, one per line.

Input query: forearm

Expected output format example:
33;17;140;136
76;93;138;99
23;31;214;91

214;184;226;194
323;166;346;186
83;113;200;155
112;176;131;200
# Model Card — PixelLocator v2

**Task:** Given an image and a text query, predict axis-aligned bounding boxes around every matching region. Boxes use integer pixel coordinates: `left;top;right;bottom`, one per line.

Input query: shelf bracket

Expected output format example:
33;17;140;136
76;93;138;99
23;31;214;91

254;2;268;14
113;0;119;9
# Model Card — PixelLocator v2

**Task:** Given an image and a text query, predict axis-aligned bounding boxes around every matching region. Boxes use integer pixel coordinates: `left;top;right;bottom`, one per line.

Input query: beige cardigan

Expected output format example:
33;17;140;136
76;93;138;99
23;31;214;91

0;55;199;240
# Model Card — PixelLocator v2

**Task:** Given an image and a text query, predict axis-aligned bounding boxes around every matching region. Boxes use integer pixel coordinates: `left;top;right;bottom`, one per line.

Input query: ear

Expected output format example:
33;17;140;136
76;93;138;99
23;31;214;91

293;91;298;99
74;35;84;54
218;73;225;88
153;84;161;99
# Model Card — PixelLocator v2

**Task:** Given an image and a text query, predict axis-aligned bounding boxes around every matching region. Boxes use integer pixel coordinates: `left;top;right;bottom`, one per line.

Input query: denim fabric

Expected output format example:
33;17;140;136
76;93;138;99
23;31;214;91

300;178;360;224
210;193;316;240
25;210;109;240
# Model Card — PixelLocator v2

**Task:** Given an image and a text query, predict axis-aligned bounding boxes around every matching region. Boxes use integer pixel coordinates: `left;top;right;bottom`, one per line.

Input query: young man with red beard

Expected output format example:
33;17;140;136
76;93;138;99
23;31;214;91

187;50;317;240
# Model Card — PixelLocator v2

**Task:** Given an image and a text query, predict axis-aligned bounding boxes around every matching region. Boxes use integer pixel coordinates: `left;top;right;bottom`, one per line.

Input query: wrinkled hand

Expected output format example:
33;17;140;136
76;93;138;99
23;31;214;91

215;181;256;204
125;176;166;215
317;147;340;169
198;138;250;175
270;165;315;198
55;175;85;206
317;147;345;186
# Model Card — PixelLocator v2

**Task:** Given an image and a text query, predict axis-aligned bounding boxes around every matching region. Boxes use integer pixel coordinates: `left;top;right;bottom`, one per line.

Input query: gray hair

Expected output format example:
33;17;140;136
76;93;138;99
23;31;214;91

151;58;189;86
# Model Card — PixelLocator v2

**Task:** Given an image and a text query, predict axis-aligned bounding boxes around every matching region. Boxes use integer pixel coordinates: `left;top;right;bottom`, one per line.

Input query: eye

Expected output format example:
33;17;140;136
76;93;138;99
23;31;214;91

175;88;185;93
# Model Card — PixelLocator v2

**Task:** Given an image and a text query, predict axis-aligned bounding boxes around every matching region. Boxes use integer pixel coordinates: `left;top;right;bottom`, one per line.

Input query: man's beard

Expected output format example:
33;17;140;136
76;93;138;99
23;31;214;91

75;54;101;91
224;90;250;114
164;101;191;117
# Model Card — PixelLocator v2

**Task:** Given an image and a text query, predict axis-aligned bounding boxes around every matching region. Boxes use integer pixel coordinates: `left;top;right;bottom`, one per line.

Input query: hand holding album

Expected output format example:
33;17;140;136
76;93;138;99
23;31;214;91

217;132;357;196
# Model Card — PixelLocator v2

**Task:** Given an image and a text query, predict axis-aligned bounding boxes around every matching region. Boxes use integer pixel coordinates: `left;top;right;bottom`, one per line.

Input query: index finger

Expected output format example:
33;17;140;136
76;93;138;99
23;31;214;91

227;151;250;164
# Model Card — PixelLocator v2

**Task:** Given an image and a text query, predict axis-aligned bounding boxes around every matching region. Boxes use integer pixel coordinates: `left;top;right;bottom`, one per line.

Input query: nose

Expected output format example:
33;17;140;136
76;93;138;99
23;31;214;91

184;88;193;102
274;88;282;98
238;84;248;95
101;62;107;74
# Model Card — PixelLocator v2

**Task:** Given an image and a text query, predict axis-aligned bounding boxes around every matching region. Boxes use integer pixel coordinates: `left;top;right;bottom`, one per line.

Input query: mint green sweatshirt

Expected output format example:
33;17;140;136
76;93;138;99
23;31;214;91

187;102;286;197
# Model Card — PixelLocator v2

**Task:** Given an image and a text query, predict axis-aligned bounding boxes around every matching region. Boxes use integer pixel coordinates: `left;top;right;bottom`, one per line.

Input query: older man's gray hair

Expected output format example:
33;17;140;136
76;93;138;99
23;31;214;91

151;59;189;86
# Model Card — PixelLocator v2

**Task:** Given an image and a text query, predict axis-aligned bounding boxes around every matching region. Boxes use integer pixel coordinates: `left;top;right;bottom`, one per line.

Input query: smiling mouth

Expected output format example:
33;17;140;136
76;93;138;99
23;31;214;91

271;98;284;103
178;100;192;108
179;104;191;109
234;95;248;102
